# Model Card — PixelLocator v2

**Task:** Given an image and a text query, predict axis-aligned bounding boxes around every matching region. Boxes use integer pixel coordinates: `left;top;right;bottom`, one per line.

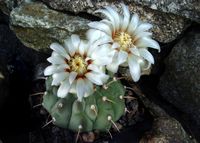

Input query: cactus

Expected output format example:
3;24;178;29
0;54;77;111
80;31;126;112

40;3;160;135
42;77;125;132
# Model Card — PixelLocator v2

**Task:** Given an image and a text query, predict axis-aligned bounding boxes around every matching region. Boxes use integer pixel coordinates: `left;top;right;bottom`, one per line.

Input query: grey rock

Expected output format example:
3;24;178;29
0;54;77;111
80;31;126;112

131;86;197;143
41;0;190;43
10;2;90;51
0;0;29;15
140;117;196;143
41;0;91;13
125;0;200;23
159;26;200;140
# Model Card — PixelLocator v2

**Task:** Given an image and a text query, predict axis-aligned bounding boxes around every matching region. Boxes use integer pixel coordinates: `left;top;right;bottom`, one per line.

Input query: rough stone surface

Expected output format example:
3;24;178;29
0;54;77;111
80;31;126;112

10;2;90;51
131;86;197;143
125;0;200;23
140;117;196;143
158;26;200;140
41;0;190;43
0;0;25;15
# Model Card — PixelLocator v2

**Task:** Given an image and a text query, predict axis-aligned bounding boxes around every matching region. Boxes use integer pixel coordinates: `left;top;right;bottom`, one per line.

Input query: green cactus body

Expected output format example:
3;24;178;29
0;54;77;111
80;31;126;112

42;77;125;132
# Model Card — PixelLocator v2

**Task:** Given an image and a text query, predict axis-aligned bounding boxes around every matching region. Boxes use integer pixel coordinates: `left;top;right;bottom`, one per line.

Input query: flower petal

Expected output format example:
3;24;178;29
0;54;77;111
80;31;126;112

64;38;76;56
128;55;141;82
87;29;106;43
135;23;153;34
91;44;114;66
94;9;116;32
139;48;154;64
130;47;140;56
88;36;112;56
50;43;70;59
52;72;68;86
76;78;85;101
106;62;119;73
127;13;139;34
117;50;128;65
133;32;152;41
87;64;102;73
106;51;128;73
51;51;60;57
137;57;151;71
57;64;69;71
44;65;57;76
71;34;81;49
83;79;94;97
112;42;120;49
86;72;108;85
121;4;130;31
69;80;77;94
78;40;87;56
136;37;160;52
69;71;77;84
47;56;65;65
57;78;71;98
104;6;120;30
88;21;112;36
75;78;94;101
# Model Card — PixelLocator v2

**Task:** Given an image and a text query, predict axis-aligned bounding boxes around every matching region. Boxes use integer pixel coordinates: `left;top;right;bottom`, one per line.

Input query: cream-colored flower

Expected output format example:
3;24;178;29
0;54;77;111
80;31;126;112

88;4;160;82
44;34;113;101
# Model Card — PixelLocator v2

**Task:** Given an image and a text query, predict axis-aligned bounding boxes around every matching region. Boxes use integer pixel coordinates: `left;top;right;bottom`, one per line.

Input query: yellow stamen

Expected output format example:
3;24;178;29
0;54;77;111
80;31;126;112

114;32;132;51
69;55;87;75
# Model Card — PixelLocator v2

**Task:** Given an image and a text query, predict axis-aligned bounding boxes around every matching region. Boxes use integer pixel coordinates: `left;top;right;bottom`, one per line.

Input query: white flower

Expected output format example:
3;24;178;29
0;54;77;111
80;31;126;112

44;34;113;101
88;4;160;82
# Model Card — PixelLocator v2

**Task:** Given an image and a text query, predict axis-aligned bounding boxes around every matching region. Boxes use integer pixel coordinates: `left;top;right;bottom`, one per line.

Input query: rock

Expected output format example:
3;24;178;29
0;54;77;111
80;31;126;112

130;85;197;143
0;0;28;15
10;2;90;51
41;0;90;13
41;0;190;43
125;0;200;23
158;26;200;141
140;117;196;143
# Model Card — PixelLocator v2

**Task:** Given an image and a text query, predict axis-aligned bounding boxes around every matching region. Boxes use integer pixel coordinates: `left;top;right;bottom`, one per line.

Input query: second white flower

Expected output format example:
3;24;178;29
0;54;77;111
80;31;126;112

44;34;113;101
